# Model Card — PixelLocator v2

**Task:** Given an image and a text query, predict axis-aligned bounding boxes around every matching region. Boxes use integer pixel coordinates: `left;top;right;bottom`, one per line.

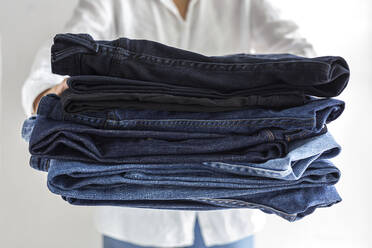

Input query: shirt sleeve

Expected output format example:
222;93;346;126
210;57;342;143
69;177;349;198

21;0;116;116
249;0;316;57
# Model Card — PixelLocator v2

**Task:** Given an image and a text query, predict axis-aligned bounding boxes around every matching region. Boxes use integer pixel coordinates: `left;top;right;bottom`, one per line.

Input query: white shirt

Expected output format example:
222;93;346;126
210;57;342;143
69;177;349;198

22;0;314;246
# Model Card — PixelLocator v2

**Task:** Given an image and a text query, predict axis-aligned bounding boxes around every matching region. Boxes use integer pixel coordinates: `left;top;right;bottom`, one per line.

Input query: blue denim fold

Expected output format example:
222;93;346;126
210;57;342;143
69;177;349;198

38;94;343;136
203;132;341;180
21;116;342;222
25;114;290;164
44;156;340;222
22;94;343;165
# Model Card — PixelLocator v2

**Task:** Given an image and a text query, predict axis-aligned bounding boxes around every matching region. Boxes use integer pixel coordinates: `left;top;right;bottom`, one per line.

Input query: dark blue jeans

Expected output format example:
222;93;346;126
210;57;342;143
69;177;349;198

25;95;343;165
21;96;342;221
51;33;349;98
39;94;344;135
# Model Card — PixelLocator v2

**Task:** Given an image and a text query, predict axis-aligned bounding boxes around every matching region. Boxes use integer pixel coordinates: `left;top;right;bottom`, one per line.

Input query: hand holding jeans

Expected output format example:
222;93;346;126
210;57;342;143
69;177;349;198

32;78;68;114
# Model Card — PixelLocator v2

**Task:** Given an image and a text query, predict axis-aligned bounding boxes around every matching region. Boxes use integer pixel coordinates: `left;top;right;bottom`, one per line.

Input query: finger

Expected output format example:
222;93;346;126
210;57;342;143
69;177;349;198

60;79;69;91
55;79;69;95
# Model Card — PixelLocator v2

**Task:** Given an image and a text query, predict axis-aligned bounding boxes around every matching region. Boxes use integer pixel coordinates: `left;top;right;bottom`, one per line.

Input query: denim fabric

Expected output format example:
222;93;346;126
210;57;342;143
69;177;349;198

38;94;343;136
61;88;307;113
44;159;340;221
203;132;341;180
21;101;343;221
66;75;301;99
45;157;340;221
23;114;340;180
61;75;308;113
20;130;342;221
25;114;290;164
58;185;340;222
51;33;349;97
23;94;346;165
21;33;347;223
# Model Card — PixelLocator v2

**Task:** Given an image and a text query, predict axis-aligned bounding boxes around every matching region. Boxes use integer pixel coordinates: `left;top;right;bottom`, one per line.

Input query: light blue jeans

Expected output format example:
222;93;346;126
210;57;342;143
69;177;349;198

103;219;254;248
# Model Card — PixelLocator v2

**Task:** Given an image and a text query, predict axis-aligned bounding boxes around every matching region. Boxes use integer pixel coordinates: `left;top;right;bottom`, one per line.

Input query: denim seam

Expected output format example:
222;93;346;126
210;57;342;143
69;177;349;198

100;44;331;72
203;162;292;177
111;54;331;73
53;47;83;58
56;34;98;51
67;114;314;128
112;110;118;121
67;120;313;134
195;198;297;221
102;119;314;127
68;114;103;124
45;159;51;171
264;129;275;141
30;153;282;163
103;46;117;76
285;129;316;142
68;112;313;122
103;118;109;129
108;122;313;129
105;121;313;129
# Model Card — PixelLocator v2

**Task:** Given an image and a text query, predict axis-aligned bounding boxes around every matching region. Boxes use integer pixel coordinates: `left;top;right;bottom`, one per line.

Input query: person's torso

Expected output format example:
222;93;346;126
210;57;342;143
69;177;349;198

93;0;264;247
112;0;252;55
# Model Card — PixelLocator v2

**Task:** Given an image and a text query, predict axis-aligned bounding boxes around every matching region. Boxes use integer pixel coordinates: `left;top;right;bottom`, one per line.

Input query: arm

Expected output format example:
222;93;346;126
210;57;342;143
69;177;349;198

250;0;315;57
22;0;116;116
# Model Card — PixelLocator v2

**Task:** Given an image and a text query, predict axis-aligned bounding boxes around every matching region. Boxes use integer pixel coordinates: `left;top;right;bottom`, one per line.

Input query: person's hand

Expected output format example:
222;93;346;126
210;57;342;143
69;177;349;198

32;78;68;114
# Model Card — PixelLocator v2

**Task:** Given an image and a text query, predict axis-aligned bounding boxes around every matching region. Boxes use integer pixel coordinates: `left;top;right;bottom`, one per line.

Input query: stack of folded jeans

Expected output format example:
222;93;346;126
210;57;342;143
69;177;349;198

22;33;349;221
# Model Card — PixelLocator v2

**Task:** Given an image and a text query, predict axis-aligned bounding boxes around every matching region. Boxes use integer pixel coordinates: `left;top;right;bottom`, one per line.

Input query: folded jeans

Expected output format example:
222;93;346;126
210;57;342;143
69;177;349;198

23;128;342;221
51;33;349;97
61;88;308;113
25;115;290;164
61;75;309;112
45;157;340;222
38;94;344;136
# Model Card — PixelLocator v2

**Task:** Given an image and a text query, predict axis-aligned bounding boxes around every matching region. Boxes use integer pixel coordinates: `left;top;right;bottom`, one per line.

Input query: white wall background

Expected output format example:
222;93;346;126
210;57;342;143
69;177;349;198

255;1;372;248
0;1;371;248
0;1;100;248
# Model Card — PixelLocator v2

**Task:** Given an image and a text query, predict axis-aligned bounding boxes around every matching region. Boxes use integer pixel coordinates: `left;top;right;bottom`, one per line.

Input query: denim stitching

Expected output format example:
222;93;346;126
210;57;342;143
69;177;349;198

111;54;331;73
69;114;313;125
57;34;97;51
195;198;297;221
108;120;313;128
45;159;50;171
91;41;333;70
203;162;292;177
70;117;314;131
103;44;331;72
264;129;275;141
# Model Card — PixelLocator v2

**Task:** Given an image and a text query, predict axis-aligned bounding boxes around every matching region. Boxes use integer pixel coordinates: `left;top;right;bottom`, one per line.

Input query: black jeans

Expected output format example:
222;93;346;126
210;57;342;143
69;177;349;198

61;76;308;113
52;33;349;98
